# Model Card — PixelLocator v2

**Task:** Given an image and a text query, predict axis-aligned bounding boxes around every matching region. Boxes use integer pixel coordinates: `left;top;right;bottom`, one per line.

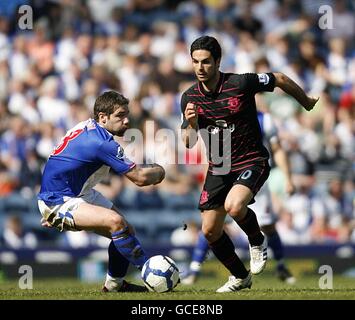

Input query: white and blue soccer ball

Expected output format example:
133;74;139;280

141;255;180;293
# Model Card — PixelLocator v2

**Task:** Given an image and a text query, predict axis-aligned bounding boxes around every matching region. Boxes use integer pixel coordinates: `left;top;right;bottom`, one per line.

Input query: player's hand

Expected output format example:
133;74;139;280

41;218;53;228
303;96;319;111
184;103;198;129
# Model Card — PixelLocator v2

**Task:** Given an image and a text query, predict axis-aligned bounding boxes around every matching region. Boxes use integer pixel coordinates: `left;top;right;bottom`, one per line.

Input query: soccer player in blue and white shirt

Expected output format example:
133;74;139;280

38;91;165;292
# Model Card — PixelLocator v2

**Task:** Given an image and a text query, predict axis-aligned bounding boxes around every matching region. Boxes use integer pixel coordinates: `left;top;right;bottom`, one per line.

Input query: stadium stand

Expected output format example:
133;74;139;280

0;0;353;251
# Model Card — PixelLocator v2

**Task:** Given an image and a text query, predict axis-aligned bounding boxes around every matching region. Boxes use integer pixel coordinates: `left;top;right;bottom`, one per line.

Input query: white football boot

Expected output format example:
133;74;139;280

249;234;268;275
216;272;252;293
102;274;147;292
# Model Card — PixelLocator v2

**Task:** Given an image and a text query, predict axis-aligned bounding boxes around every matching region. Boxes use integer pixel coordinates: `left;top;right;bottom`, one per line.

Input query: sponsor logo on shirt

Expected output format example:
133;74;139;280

207;120;235;134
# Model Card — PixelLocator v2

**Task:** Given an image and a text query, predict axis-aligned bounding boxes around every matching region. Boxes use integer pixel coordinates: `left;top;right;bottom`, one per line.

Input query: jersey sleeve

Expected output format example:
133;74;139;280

180;92;190;129
97;139;136;175
241;72;276;94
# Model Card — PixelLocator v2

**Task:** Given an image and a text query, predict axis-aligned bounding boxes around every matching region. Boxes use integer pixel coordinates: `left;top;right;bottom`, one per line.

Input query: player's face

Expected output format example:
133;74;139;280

105;104;130;136
191;50;220;83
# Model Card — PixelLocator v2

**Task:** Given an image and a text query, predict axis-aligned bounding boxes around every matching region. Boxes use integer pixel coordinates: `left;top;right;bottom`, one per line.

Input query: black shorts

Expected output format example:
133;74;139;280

198;162;270;211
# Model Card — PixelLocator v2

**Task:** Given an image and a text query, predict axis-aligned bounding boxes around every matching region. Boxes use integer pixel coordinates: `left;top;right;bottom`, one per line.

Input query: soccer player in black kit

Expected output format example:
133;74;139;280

181;36;318;292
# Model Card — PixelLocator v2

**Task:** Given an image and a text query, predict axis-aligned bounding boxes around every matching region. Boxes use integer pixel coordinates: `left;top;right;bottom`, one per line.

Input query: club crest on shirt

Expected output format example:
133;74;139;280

228;97;240;113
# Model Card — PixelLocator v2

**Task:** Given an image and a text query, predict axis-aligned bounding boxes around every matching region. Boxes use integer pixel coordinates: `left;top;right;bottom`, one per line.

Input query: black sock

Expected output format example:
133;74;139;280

236;208;264;246
209;231;248;279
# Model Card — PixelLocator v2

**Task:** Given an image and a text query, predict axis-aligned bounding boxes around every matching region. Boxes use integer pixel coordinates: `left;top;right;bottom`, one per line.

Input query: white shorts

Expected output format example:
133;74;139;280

249;183;277;227
38;189;113;232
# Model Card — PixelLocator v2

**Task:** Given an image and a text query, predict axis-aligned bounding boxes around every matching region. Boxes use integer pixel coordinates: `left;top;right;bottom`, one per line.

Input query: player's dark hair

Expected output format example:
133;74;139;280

94;91;129;121
190;36;222;62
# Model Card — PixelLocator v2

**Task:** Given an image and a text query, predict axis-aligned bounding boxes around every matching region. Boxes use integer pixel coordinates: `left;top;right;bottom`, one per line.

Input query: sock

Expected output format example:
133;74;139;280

190;261;202;274
236;208;264;246
189;231;210;275
111;227;148;269
108;240;130;277
104;273;124;291
209;231;249;279
267;231;285;267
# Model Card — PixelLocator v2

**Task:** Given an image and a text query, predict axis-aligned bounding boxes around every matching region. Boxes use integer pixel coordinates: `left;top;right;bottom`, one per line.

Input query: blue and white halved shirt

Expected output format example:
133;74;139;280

38;119;135;206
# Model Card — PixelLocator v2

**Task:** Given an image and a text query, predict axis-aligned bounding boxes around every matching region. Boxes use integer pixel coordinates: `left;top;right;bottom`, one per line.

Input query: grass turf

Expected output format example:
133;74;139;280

1;259;354;300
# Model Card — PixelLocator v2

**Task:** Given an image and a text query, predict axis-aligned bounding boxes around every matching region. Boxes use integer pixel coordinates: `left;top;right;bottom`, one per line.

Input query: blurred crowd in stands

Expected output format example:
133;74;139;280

0;0;353;248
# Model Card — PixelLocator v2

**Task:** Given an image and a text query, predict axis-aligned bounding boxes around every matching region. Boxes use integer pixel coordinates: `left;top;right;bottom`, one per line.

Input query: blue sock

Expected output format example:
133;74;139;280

267;231;284;266
111;227;148;269
190;231;209;275
108;241;130;277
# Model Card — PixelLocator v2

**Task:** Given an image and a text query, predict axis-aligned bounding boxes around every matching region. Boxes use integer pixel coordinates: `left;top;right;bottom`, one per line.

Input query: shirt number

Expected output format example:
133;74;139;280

51;129;84;156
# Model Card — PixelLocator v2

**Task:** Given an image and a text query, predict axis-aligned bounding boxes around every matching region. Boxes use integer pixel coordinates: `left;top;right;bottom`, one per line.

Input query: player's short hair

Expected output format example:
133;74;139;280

190;36;222;62
94;91;129;121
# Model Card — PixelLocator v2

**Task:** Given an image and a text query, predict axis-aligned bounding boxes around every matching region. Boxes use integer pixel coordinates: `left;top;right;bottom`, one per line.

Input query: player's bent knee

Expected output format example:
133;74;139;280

108;213;127;233
225;201;246;219
202;227;222;243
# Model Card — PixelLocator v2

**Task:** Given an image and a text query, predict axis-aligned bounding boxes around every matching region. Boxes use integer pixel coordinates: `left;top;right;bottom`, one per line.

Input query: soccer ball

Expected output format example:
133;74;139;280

141;255;180;293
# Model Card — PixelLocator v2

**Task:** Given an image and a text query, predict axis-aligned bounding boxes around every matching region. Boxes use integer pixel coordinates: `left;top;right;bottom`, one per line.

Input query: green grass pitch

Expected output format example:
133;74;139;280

1;259;354;300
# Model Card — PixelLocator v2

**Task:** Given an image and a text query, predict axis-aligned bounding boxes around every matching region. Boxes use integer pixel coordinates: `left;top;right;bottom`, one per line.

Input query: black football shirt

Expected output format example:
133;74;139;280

181;72;276;174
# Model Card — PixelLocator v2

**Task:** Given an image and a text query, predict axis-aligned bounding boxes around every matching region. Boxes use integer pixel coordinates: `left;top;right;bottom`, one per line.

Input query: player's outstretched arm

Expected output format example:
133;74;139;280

273;72;319;111
125;163;165;186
